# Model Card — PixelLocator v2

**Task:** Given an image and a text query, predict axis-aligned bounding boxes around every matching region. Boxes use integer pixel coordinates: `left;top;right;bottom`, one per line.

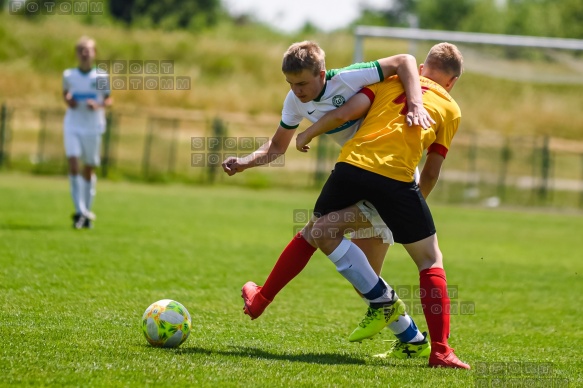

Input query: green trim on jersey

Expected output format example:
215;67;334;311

325;60;383;82
280;120;299;130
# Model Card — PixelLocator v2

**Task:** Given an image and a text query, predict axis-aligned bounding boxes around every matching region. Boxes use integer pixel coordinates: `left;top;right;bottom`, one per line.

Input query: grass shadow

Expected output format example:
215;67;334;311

169;345;432;369
175;345;367;365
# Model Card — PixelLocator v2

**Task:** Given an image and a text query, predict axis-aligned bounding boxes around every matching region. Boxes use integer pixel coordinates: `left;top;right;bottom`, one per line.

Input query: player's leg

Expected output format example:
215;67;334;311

79;134;101;227
352;235;428;357
320;203;389;296
352;238;386;285
312;206;406;342
241;219;318;320
82;164;96;216
347;202;427;348
308;164;406;341
65;131;87;228
241;209;387;321
352;200;428;355
351;200;395;283
363;174;468;369
242;162;356;320
402;235;469;369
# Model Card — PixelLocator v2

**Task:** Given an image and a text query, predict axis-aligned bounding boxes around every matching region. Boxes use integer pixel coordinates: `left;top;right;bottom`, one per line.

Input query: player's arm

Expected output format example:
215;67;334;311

103;95;113;107
419;151;445;198
419;113;459;196
377;54;434;129
222;125;294;176
87;95;113;110
63;90;77;108
296;92;372;152
62;71;77;108
88;74;113;110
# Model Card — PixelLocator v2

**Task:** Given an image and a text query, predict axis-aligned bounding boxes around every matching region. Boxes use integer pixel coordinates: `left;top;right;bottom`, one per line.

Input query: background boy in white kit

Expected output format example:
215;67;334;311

63;36;112;229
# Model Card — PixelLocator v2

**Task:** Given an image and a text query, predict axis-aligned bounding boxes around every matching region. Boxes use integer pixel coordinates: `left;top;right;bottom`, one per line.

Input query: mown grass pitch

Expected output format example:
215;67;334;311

1;173;581;387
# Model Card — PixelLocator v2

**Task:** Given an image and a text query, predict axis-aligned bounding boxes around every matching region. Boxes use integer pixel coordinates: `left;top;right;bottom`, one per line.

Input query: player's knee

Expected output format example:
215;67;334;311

414;255;443;271
68;158;80;175
82;166;95;180
311;218;343;253
310;218;325;243
311;218;332;238
300;223;317;247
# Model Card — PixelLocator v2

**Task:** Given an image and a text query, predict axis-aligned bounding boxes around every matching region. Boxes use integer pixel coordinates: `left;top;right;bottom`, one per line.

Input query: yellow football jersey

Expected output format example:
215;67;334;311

338;76;461;182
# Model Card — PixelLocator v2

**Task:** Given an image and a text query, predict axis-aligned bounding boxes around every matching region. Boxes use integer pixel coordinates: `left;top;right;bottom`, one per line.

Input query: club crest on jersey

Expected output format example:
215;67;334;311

332;95;345;107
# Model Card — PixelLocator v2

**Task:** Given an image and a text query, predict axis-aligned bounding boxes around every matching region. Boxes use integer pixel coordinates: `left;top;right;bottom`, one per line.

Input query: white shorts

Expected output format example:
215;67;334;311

350;200;395;245
64;131;101;166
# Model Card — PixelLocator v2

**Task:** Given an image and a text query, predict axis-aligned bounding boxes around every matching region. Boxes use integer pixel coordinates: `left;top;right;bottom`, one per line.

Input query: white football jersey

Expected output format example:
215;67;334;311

63;68;110;134
280;61;384;146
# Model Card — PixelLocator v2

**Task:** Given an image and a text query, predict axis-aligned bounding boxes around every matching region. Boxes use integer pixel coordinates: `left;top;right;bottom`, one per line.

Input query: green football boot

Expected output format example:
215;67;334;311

348;299;406;342
373;332;431;359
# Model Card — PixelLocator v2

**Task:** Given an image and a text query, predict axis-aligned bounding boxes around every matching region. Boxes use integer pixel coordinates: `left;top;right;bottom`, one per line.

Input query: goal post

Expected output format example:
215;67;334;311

353;26;583;63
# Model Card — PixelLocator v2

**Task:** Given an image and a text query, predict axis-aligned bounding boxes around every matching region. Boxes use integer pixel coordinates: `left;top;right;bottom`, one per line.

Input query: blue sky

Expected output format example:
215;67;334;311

221;0;388;33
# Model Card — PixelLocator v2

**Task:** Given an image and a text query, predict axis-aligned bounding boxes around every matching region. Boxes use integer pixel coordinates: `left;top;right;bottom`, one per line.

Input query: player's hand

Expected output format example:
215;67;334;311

222;157;243;176
296;131;312;153
86;99;100;110
406;103;435;129
65;93;77;108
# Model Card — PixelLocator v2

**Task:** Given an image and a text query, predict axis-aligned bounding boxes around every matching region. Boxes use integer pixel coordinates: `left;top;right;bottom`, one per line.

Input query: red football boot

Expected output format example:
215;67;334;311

241;281;272;320
429;349;471;369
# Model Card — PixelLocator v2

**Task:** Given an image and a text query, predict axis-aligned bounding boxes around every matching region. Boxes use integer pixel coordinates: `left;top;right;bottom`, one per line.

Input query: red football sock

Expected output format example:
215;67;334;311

261;233;317;301
419;267;451;355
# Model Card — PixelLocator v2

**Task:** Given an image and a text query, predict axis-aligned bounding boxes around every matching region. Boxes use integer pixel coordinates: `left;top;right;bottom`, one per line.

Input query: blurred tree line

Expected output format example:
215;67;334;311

3;0;582;39
357;0;583;39
4;0;223;30
108;0;222;29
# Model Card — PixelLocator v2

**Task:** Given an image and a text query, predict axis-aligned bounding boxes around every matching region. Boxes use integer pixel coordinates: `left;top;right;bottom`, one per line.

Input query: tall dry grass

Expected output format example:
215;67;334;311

1;14;583;139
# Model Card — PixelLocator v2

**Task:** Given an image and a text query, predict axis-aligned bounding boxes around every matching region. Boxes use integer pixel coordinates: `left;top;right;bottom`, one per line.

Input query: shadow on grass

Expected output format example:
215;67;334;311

175;345;367;365
141;344;428;369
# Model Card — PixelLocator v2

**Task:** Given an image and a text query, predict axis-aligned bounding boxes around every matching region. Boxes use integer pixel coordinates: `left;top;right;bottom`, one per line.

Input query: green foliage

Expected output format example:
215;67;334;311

458;0;507;34
108;0;222;30
350;9;396;28
356;0;583;39
417;0;474;31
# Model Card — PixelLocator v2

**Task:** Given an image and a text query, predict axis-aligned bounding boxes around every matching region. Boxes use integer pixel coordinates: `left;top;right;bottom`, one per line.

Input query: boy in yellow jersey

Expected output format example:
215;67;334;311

296;43;469;369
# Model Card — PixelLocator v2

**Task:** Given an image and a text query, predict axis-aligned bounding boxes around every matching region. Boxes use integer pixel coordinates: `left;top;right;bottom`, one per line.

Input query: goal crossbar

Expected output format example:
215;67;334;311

354;26;583;62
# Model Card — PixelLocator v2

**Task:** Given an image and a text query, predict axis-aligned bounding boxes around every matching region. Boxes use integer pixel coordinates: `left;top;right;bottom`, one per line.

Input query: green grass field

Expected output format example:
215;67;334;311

1;173;582;387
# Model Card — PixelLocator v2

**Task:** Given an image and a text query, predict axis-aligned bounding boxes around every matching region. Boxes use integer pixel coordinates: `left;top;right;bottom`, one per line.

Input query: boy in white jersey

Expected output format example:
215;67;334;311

63;36;112;229
222;41;436;359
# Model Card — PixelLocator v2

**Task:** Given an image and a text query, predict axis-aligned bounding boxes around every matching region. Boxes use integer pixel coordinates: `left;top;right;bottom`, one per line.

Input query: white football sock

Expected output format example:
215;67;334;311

69;174;83;214
328;238;394;301
365;277;396;306
389;314;426;343
84;174;96;211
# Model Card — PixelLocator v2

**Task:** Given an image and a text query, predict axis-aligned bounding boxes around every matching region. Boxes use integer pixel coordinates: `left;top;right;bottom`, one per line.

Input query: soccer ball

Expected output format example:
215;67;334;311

141;299;191;348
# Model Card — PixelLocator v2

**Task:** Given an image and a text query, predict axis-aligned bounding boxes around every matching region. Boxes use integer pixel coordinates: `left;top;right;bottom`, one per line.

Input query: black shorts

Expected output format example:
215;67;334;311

313;162;436;244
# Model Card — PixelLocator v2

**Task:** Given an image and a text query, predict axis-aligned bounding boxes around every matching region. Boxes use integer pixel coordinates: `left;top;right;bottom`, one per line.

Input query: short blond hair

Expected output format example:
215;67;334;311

76;36;96;51
424;42;463;77
282;41;325;75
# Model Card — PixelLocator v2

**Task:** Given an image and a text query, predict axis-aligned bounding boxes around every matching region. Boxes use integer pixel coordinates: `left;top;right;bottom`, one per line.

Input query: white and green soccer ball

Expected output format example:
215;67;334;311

141;299;191;348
